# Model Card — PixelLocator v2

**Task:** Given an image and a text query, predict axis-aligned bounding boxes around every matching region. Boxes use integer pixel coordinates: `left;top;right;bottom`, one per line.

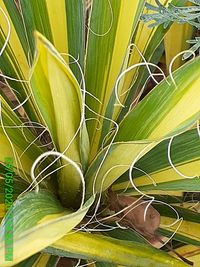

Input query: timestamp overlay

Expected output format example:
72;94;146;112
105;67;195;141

4;157;14;261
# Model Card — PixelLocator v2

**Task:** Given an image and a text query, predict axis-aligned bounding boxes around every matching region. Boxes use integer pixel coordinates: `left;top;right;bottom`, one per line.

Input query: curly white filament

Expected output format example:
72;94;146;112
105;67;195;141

31;151;85;209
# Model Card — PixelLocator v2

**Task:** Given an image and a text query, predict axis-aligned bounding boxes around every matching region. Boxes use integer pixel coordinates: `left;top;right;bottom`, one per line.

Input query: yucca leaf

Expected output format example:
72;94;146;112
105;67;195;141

30;32;82;156
0;0;30;76
113;128;200;194
169;245;200;266
14;253;41;267
85;0;146;160
0;0;85;122
19;0;53;60
164;1;194;72
0;1;42;122
0;96;53;181
86;56;200;195
41;0;68;56
104;226;148;244
120;179;200;196
100;0;187;146
0;172;28;219
116;61;200;141
95;263;118;267
30;32;88;205
14;253;59;267
153;203;200;248
19;0;85;82
0;190;94;266
114;0;169;119
65;0;85;82
164;23;194;71
161;221;200;246
13;0;68;62
100;15;165;145
117;0;188;122
160;228;200;247
45;232;187;267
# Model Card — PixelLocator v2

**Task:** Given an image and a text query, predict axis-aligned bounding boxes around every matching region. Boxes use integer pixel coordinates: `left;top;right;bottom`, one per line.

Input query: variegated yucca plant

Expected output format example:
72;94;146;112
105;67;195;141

1;0;200;266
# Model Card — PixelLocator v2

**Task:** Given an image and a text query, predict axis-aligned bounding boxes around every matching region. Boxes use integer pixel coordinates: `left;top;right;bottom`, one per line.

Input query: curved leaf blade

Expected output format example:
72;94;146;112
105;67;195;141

86;56;200;195
46;232;187;267
30;32;87;204
0;190;94;266
114;128;200;194
85;0;146;160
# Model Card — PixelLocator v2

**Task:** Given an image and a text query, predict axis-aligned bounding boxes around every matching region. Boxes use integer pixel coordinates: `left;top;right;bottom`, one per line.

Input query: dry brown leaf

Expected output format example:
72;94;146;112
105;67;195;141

109;190;160;240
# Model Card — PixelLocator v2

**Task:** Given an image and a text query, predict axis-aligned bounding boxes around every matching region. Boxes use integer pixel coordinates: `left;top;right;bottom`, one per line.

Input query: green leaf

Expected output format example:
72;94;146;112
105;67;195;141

0;190;94;266
30;32;88;204
19;0;53;59
86;56;200;195
19;0;85;82
14;252;59;267
0;1;41;122
1;0;30;75
46;232;187;267
65;0;85;82
85;0;146;160
114;128;200;194
104;226;148;244
95;263;118;267
169;245;200;267
0;171;28;219
155;204;200;247
0;96;52;182
164;22;194;71
117;0;187;122
116;60;200;142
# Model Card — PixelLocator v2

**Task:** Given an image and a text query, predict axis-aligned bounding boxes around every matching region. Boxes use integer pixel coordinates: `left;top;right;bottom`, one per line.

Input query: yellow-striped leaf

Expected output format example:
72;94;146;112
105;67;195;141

85;0;145;160
0;190;94;266
86;56;200;195
46;232;187;267
30;32;88;205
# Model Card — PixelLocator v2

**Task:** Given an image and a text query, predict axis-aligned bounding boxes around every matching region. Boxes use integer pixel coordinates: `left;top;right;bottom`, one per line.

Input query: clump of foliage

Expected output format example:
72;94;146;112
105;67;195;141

0;0;200;266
